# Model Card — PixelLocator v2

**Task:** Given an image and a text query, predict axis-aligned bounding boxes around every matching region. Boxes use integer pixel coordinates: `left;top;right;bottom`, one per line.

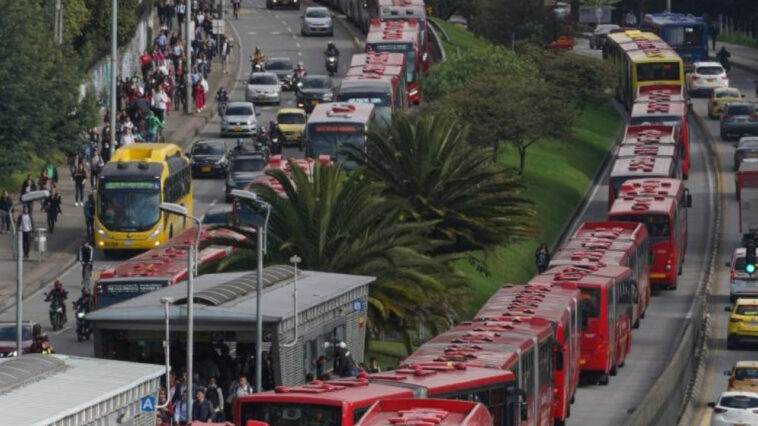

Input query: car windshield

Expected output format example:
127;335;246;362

301;77;331;89
736;305;758;316
278;113;306;124
0;325;32;341
250;75;278;85
233;158;266;172
226;105;254;116
267;60;293;70
720;395;758;409
727;105;754;116
735;368;758;380
98;182;161;232
717;90;740;99
306;8;329;18
636;62;680;82
239;402;342;426
192;143;225;155
696;66;723;75
612;213;671;239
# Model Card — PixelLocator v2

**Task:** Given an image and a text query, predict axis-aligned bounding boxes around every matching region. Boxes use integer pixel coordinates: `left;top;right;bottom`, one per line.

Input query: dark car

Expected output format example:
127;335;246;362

266;0;299;10
0;322;35;357
296;74;334;112
190;139;229;178
225;152;267;202
735;137;758;171
721;102;758;141
590;24;620;50
201;205;233;226
265;57;295;89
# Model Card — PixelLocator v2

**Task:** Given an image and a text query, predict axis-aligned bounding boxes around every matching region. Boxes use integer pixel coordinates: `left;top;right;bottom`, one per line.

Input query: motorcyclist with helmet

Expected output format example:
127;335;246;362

45;279;69;328
294;62;307;79
717;46;731;72
74;286;93;314
324;42;339;75
324;41;339;58
251;46;266;72
28;324;54;354
215;87;229;115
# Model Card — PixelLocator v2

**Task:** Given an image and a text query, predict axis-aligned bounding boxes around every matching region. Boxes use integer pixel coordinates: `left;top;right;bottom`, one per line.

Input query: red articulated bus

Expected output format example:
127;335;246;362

530;266;636;386
93;226;248;309
551;221;652;329
609;194;687;290
474;284;582;426
376;0;430;71
608;155;680;207
367;19;422;104
621;124;688;178
630;100;690;178
404;317;555;426
235;365;518;426
343;52;408;115
355;398;494;426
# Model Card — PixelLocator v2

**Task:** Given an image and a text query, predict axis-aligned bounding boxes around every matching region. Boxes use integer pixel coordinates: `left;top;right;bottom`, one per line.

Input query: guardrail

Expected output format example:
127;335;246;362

427;18;447;63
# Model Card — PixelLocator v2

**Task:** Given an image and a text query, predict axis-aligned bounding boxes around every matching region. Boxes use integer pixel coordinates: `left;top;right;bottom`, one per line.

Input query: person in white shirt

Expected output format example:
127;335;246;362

17;205;33;258
153;86;170;122
120;128;135;146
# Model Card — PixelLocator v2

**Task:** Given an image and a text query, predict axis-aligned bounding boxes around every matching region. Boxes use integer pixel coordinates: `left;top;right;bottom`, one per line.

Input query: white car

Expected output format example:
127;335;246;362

246;72;281;105
709;391;758;426
301;7;333;36
688;61;728;96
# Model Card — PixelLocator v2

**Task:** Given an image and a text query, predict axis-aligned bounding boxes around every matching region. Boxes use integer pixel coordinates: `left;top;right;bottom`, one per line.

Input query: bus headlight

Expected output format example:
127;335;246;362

97;229;107;237
148;225;162;240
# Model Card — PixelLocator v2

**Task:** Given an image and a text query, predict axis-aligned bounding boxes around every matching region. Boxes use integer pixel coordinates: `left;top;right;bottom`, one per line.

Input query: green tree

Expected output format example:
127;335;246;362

434;72;577;174
468;0;560;46
209;162;471;352
62;0;92;43
350;114;539;258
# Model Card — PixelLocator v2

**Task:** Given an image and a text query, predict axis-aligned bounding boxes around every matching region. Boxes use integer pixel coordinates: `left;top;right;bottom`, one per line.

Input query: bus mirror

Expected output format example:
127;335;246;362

686;193;692;208
520;401;528;421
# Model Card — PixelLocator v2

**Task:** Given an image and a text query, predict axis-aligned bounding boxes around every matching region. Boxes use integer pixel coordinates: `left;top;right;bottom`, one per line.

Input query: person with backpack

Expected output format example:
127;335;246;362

334;342;359;377
72;163;87;207
90;150;104;188
42;187;62;233
535;243;550;273
205;377;225;421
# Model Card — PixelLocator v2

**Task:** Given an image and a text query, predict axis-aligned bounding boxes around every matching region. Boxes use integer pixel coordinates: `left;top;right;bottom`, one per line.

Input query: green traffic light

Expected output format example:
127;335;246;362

747;264;756;274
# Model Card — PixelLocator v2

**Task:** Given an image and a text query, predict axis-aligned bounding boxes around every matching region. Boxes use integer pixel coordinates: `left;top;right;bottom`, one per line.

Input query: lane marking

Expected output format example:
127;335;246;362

271;31;281;35
281;20;287;25
287;27;293;33
247;31;257;35
296;42;301;48
209;199;218;208
298;51;302;56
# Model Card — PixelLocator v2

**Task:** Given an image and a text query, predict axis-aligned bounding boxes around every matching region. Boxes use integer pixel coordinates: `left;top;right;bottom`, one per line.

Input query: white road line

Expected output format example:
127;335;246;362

53;326;71;335
298;51;302;56
248;31;257;35
287;27;292;33
296;42;301;48
209;199;218;208
271;31;281;35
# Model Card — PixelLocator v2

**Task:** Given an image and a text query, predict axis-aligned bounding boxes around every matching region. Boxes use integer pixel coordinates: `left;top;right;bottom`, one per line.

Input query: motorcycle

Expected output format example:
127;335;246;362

251;58;264;73
75;303;91;342
326;54;338;76
269;130;283;155
217;99;228;116
47;296;66;331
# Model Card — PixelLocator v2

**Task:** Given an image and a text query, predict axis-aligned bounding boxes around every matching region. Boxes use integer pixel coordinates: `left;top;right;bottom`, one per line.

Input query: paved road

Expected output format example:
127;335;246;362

693;66;758;424
566;40;716;425
0;0;357;356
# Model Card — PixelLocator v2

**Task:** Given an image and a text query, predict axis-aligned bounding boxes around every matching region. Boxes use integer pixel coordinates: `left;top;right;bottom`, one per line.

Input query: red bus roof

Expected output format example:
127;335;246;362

344;69;400;83
355;398;493;426
548;247;627;270
247;155;327;196
350;52;406;69
631;101;687;118
368;363;515;396
307;102;375;125
617;143;677;159
367;22;420;45
622;125;678;145
571;221;649;242
618;178;685;199
610;155;676;179
609;195;677;217
475;285;579;327
635;84;686;103
240;377;413;407
531;265;633;290
376;3;427;22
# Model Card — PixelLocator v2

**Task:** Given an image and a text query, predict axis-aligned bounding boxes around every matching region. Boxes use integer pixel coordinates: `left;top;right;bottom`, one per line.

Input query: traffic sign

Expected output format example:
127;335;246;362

140;395;156;412
352;299;364;312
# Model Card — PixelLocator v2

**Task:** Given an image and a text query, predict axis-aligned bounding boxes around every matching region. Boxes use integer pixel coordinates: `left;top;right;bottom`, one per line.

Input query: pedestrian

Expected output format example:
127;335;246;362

192;388;214;422
83;194;94;239
176;0;187;32
101;124;112;162
535;242;550;273
140;50;153;82
73;163;87;207
90;150;104;188
157;387;174;426
0;191;12;233
205;377;224;421
42;161;58;184
43;187;62;233
333;342;359;377
173;391;189;425
19;174;37;212
709;19;720;51
120;127;136;146
226;375;253;411
165;0;176;30
316;355;331;380
193;79;205;112
220;37;232;74
155;30;168;54
624;10;637;27
145;111;165;142
17;205;33;258
37;170;50;193
153;85;170;121
368;357;381;373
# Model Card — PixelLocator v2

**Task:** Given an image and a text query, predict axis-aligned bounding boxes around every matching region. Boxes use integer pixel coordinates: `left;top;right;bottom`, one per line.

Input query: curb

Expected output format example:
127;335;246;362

334;15;363;51
0;256;78;314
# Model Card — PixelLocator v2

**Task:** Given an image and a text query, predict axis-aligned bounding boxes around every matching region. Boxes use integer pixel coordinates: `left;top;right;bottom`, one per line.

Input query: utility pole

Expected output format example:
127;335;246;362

185;0;193;114
110;0;117;158
666;0;671;13
54;0;64;45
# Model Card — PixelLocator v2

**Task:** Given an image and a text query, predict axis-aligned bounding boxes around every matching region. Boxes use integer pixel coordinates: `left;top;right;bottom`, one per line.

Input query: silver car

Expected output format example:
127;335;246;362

221;102;258;136
246;72;282;104
301;7;333;36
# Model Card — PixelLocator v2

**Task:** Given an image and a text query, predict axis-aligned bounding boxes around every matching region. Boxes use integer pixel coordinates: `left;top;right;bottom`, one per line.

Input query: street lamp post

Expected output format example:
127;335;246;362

230;189;271;393
158;203;201;418
160;296;174;403
110;0;117;158
281;255;301;348
10;190;50;356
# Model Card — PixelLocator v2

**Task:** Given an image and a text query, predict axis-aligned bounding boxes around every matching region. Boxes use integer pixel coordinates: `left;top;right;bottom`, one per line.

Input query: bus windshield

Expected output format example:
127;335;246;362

98;181;161;232
636;62;681;82
239;402;342;426
581;288;601;318
630;116;681;127
666;25;704;47
612;214;671;239
368;43;416;83
307;123;366;159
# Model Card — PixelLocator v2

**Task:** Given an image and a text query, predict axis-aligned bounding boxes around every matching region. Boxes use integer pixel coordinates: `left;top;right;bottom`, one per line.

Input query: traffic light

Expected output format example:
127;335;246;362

746;240;757;275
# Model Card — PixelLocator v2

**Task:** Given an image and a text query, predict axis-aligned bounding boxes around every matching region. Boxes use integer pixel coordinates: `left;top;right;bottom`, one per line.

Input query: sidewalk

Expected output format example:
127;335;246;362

713;41;758;74
0;9;241;314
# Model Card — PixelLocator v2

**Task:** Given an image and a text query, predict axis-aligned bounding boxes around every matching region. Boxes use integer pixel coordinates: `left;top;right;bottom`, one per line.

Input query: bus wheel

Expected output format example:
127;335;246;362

598;373;610;385
633;318;640;329
678;261;683;275
619;360;625;368
570;394;575;404
610;365;617;376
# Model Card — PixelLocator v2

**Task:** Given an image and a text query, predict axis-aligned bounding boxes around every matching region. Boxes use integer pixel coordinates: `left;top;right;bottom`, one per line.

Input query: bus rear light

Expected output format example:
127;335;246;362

553;386;559;396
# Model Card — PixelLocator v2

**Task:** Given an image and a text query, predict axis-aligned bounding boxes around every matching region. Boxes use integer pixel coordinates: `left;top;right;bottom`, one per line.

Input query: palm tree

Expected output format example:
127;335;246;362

349;114;540;259
207;161;471;352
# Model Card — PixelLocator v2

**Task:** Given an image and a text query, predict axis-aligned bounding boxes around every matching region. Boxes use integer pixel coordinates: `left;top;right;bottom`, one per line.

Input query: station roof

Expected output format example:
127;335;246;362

0;354;163;426
87;266;374;326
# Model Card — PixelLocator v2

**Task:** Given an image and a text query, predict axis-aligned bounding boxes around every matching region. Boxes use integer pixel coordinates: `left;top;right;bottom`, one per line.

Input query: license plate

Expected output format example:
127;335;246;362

201;166;212;172
748;152;758;158
234;126;243;131
257;94;266;99
311;100;318;106
123;240;133;246
707;78;715;82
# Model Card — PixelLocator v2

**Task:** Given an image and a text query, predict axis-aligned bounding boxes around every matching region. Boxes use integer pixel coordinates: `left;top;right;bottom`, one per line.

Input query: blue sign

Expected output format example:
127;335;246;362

352;299;364;312
140;395;156;412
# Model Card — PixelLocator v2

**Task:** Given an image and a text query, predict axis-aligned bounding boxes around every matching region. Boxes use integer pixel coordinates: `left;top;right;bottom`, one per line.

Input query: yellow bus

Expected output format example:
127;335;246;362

95;143;193;251
604;30;684;109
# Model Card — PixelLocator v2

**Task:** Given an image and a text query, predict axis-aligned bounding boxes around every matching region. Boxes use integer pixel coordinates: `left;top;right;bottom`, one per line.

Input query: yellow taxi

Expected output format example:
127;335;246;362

724;361;758;392
275;108;306;147
708;87;744;119
727;298;758;349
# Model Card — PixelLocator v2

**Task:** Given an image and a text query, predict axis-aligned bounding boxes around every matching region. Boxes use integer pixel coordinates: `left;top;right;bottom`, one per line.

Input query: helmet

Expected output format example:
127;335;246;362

255;46;261;52
337;341;347;349
54;279;63;289
328;41;335;49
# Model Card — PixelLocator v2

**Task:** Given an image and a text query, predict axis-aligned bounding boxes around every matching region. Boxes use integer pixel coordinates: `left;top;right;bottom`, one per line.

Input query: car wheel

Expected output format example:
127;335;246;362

301;28;306;36
727;335;739;350
598;373;610;386
730;294;737;304
610;365;617;376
